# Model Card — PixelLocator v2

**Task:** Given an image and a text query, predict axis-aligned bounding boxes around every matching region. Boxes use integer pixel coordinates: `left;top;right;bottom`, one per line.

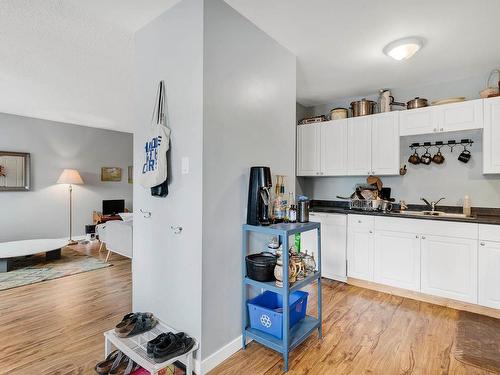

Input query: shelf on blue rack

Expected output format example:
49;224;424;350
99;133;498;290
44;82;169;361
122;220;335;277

243;222;320;236
245;316;320;353
244;272;320;295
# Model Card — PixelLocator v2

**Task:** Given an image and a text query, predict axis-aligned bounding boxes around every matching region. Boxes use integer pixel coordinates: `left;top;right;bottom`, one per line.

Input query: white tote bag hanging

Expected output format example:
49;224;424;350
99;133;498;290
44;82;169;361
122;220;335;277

140;81;171;189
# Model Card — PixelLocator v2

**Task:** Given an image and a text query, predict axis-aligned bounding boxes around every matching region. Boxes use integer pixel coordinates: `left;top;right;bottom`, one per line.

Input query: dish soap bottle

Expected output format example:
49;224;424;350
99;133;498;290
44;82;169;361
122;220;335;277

463;195;471;217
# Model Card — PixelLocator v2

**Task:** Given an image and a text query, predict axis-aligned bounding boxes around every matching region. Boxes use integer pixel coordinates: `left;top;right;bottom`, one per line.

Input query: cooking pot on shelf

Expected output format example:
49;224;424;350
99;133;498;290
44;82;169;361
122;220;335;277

350;99;376;117
330;107;348;120
406;97;428;109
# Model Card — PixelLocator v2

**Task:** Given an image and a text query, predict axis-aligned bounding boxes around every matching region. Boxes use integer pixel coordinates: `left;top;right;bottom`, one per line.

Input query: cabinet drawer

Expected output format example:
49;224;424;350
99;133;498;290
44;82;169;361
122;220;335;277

348;214;374;229
479;224;500;242
321;212;347;226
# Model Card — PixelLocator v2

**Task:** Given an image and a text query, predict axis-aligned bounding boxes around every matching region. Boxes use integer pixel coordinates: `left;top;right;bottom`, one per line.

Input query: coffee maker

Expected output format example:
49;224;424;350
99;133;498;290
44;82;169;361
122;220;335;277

247;166;272;226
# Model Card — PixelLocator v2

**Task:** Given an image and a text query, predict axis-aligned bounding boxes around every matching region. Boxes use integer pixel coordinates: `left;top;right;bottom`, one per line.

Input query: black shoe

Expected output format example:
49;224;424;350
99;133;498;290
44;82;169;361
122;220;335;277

147;333;169;358
153;332;194;363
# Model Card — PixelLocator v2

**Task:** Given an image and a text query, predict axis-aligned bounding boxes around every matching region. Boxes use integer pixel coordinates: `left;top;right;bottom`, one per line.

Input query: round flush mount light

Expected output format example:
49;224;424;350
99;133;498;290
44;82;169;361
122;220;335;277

383;37;424;61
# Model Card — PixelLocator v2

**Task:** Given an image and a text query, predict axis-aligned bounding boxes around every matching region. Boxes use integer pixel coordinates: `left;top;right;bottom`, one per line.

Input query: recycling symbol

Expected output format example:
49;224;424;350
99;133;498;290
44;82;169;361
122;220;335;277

260;314;272;328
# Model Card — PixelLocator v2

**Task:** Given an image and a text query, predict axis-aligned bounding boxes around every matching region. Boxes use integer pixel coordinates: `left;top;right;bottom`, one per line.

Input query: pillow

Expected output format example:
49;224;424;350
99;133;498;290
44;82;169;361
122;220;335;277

119;212;133;222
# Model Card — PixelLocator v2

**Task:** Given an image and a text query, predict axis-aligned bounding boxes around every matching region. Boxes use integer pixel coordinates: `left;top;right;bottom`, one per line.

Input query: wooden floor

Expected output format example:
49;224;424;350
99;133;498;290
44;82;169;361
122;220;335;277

210;279;500;375
0;242;131;375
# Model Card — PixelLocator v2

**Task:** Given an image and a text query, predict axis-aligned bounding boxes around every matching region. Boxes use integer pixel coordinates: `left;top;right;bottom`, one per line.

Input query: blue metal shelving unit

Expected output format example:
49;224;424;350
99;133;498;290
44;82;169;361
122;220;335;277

242;222;322;372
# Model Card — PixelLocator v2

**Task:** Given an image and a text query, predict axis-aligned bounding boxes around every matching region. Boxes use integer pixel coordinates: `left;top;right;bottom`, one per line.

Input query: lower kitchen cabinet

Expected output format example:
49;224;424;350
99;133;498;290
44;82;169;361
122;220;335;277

373;230;420;291
478;240;500;309
347;215;374;281
421;235;478;303
302;213;347;282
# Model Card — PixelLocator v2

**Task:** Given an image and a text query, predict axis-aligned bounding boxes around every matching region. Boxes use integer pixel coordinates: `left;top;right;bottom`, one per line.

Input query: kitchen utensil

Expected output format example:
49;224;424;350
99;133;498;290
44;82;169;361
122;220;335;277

380;187;392;201
380;200;393;212
350;99;376;117
432;150;445;164
367;175;382;190
329;107;348;120
431;97;466;105
302;251;316;276
299;115;327;124
406;97;428;109
246;252;278;282
420;150;432;165
408;150;421;165
458;149;471;163
247;166;272;226
298;199;310;223
480;69;500;98
378;89;392;113
400;165;407;175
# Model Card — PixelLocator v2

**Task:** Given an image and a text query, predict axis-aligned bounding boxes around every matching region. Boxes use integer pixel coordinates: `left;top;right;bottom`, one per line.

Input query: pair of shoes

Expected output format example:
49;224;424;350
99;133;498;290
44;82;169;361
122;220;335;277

150;332;195;363
95;350;139;375
115;312;158;338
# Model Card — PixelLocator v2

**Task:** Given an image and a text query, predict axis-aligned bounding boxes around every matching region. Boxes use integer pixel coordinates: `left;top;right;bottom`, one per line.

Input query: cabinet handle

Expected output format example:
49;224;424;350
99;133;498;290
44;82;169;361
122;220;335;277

358;220;362;223
440;128;444;132
480;242;485;246
415;235;419;239
367;171;371;175
433;128;437;132
369;230;373;234
422;236;426;240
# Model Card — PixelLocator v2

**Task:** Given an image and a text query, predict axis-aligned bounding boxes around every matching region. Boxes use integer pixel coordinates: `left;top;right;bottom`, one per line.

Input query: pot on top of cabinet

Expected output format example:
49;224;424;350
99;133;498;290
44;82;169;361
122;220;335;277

329;107;348;120
350;99;376;117
406;97;428;109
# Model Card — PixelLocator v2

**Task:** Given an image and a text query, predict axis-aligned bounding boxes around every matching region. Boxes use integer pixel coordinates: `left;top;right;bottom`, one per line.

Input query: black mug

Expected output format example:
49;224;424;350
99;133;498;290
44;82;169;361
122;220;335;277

458;149;471;163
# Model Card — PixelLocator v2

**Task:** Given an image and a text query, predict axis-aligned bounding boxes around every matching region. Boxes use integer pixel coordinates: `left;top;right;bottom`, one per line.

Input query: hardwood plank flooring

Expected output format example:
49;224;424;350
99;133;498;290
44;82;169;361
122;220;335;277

210;280;500;375
0;242;131;375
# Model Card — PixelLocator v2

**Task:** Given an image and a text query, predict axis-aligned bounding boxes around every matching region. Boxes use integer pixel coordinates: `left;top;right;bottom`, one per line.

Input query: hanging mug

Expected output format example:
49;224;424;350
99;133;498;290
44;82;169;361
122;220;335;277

458;149;471;163
420;151;432;165
408;150;420;165
432;150;445;164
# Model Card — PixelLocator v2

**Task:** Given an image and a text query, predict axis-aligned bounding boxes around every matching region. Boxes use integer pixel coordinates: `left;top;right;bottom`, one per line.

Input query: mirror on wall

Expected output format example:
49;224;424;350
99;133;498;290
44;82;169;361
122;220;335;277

0;152;31;191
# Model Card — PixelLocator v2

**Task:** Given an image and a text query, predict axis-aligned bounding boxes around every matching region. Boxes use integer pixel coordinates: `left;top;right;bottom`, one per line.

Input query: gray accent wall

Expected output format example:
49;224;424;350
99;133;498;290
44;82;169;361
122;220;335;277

0;113;132;242
202;0;296;362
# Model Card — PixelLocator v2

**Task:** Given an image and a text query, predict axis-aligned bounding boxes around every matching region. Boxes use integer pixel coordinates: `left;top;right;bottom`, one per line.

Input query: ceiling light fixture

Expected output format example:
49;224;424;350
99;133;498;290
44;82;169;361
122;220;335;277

383;37;424;61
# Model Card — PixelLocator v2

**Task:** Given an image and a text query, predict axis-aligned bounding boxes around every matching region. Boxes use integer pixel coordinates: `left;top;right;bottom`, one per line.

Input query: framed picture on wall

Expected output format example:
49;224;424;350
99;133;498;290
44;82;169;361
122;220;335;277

101;167;122;182
0;151;31;191
128;166;133;184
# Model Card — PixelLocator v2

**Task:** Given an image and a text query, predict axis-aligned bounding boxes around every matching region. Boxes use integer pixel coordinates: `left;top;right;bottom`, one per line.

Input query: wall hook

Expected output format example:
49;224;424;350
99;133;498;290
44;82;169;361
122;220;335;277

171;226;183;234
140;209;152;218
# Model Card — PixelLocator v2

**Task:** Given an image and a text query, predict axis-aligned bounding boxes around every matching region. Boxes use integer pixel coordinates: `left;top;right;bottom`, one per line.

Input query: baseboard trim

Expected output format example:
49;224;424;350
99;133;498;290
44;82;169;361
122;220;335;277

200;335;245;374
347;277;500;319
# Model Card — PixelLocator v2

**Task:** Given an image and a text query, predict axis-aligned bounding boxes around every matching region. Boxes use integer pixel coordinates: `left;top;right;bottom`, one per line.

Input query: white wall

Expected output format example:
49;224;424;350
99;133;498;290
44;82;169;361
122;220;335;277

202;0;296;367
0;113;132;242
300;75;500;207
132;0;204;356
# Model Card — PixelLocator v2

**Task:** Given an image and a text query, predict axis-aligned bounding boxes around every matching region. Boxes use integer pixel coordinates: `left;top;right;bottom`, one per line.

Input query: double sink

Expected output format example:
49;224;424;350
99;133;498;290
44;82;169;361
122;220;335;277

395;210;474;219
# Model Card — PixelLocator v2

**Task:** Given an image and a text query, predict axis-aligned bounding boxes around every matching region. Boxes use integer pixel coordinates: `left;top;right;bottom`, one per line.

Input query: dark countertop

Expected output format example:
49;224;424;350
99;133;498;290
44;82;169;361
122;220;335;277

310;200;500;225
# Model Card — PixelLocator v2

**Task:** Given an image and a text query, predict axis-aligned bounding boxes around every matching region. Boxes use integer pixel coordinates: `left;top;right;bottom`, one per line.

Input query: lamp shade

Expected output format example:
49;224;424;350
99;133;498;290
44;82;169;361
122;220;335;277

57;169;84;184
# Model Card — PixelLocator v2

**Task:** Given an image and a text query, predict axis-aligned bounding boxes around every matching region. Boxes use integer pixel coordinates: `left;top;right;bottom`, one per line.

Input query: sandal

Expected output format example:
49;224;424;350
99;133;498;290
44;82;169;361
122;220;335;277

153;332;195;363
109;353;139;375
116;315;158;338
95;350;120;374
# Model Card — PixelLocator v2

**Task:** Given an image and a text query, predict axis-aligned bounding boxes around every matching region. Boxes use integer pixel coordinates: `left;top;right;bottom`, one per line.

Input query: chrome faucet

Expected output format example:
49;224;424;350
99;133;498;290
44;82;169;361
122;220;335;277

421;197;445;212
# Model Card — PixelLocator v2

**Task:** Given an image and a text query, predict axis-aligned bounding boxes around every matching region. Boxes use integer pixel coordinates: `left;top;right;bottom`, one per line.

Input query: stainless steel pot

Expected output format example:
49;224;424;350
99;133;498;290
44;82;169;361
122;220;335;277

350;99;376;117
406;97;428;109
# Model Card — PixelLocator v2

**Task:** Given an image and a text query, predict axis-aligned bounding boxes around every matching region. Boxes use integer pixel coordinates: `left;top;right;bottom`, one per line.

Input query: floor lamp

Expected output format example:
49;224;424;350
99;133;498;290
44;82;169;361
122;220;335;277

57;169;84;245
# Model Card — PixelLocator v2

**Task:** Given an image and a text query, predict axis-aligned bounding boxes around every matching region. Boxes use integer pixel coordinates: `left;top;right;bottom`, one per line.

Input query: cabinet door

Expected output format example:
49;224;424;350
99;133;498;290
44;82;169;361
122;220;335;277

483;97;500;174
371;112;400;175
478;240;500;309
321;214;347;281
347;117;372;176
399;107;436;136
347;225;374;281
374;230;420;291
437;99;483;133
421;235;477;303
297;124;320;176
300;212;322;253
321;120;348;176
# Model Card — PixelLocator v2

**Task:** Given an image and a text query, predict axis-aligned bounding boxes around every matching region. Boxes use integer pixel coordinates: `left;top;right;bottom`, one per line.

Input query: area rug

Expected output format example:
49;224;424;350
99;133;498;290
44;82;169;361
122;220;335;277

0;247;111;291
454;310;500;372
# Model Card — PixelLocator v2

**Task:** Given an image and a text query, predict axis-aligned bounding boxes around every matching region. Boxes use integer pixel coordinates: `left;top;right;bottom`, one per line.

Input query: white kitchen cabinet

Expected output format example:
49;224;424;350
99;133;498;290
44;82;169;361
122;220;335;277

421;235;478;303
399;99;483;136
347;215;374;281
297;124;320;176
301;212;347;282
321;120;348;176
483;97;500;174
347;116;372;176
478;240;500;309
374;230;420;291
371;112;400;175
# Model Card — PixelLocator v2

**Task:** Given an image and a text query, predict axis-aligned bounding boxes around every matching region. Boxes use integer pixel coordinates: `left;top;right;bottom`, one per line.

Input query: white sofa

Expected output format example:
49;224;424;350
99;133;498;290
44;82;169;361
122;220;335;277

96;216;133;261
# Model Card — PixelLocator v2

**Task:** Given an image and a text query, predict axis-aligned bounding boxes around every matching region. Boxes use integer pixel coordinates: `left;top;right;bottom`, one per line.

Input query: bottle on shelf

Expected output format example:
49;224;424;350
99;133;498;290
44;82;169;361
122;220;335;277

273;175;284;223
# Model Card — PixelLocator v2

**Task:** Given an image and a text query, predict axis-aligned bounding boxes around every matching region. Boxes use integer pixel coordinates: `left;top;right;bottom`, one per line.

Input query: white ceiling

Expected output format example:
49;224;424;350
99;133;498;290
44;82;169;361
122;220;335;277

0;0;180;133
2;1;500;131
225;0;500;106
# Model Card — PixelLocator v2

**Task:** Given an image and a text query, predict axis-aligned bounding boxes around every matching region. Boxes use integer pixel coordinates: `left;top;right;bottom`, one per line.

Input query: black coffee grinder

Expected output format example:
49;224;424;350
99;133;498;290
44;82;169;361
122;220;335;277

247;166;272;226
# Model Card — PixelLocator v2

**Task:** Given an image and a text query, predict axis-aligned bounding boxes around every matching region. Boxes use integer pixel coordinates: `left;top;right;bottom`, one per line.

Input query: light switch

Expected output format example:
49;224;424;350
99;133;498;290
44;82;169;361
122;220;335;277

181;157;189;174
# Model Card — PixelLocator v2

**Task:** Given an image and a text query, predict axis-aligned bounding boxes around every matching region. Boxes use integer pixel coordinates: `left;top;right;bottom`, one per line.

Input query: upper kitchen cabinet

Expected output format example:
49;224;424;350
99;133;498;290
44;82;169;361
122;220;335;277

297;121;348;176
483;97;500;174
347;112;399;176
347;116;372;175
400;99;483;136
371;112;400;175
297;123;321;176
